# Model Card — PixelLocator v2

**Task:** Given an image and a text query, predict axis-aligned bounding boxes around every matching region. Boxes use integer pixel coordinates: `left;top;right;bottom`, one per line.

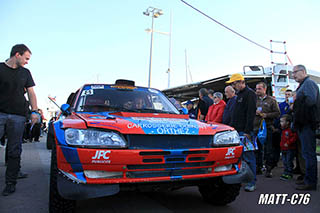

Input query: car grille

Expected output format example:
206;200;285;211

125;135;214;178
127;161;214;170
126;135;212;149
126;161;214;179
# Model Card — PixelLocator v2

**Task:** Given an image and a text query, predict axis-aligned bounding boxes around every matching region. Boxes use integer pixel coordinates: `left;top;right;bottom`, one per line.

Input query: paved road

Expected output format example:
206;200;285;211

0;135;319;213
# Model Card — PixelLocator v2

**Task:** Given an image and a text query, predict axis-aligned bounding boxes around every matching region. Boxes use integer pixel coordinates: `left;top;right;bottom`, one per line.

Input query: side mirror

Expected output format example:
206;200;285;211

61;104;71;116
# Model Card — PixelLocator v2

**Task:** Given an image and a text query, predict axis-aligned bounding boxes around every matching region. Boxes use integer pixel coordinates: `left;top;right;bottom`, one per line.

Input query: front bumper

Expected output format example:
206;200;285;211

56;145;245;199
57;174;120;200
57;161;253;200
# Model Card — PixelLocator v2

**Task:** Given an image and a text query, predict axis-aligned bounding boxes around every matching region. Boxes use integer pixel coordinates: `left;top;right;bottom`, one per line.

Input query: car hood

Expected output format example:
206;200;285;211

62;112;233;135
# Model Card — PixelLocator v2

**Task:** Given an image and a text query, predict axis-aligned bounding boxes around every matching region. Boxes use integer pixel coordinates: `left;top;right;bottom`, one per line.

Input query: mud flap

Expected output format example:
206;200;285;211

222;161;254;184
57;175;120;200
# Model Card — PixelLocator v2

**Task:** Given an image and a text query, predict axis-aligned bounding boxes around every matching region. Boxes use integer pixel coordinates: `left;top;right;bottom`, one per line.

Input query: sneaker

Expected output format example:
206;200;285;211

280;174;292;181
244;184;256;192
2;184;16;196
296;175;305;181
17;171;28;179
296;184;317;191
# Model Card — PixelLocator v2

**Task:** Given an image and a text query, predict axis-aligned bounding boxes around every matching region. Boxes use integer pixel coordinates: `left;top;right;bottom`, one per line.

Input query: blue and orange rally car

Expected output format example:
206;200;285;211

49;80;253;212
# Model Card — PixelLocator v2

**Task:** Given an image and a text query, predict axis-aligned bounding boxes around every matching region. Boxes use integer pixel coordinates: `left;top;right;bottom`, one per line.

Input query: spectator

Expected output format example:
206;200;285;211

197;88;213;121
184;100;197;119
254;82;280;178
222;86;237;126
0;44;39;196
226;73;257;192
292;64;319;191
279;114;298;180
272;89;293;171
205;92;226;123
31;110;42;142
279;89;293;117
208;89;215;101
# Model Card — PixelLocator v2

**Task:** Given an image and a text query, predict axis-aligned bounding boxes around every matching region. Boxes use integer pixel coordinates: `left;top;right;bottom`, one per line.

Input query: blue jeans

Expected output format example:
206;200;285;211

238;132;256;185
0;112;26;185
282;149;295;176
298;126;318;186
242;151;256;185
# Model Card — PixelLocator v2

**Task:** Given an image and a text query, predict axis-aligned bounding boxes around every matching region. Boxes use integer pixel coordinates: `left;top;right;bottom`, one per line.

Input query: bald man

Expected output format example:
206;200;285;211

222;86;237;125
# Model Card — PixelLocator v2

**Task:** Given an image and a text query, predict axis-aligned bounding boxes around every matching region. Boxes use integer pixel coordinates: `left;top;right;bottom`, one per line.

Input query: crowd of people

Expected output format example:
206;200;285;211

182;66;319;192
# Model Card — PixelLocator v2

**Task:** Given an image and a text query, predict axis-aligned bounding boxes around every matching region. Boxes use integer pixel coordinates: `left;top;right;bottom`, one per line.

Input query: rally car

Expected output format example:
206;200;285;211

49;79;253;212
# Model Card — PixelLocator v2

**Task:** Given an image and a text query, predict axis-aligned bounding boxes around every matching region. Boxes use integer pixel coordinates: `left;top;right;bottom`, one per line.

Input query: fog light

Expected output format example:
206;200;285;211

84;170;123;179
214;164;233;172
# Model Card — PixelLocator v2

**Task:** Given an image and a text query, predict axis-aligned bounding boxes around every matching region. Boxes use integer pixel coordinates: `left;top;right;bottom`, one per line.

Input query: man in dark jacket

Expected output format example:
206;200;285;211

228;74;257;139
222;85;237;125
197;88;213;121
227;73;257;192
292;64;319;191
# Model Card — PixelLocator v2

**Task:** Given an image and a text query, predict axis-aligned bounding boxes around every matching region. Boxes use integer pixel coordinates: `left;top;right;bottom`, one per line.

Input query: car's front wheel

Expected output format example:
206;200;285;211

49;145;76;212
198;178;241;205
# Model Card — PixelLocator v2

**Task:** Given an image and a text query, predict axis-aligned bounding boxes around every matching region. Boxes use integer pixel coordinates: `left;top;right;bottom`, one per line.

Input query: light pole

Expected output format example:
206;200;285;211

143;7;163;88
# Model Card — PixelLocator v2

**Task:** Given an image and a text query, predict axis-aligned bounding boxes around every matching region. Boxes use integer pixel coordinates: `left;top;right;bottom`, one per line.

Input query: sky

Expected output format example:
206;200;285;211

1;0;320;113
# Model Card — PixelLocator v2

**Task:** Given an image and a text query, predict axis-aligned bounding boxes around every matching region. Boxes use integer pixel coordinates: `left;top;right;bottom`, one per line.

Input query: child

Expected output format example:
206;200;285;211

279;114;298;180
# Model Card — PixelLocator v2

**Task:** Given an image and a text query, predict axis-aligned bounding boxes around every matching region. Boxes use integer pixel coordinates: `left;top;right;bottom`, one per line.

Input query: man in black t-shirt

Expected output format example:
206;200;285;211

0;44;39;196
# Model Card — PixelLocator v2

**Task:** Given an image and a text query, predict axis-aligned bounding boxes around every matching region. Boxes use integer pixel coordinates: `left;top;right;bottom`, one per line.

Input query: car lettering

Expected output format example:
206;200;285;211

92;150;111;160
225;147;236;159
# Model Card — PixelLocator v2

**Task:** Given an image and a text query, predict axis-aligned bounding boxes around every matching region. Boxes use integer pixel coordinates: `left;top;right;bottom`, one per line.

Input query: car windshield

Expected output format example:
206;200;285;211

75;85;180;114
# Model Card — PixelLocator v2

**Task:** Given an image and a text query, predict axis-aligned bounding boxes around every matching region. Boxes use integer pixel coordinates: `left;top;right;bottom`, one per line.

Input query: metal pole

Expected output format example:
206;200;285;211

148;15;155;88
185;49;188;83
167;11;172;88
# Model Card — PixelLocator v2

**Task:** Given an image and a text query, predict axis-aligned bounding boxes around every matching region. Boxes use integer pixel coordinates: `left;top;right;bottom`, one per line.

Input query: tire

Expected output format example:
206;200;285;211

46;122;54;150
49;145;76;212
198;178;241;206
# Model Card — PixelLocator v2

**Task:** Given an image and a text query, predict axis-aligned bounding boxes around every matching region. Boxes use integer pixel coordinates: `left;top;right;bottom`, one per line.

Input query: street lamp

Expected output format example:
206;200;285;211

143;7;163;88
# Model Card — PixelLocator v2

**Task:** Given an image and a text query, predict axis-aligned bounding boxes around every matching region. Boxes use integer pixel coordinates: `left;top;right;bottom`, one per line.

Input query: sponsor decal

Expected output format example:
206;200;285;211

126;117;205;135
91;85;105;89
81;89;94;96
225;147;236;159
91;150;111;164
258;194;311;205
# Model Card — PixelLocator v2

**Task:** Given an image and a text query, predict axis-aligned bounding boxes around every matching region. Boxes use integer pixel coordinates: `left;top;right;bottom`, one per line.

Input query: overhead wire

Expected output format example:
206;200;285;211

180;0;294;65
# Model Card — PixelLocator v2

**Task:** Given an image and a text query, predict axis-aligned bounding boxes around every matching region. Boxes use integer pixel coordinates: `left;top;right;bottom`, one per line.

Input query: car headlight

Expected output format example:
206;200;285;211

65;129;127;148
213;131;240;146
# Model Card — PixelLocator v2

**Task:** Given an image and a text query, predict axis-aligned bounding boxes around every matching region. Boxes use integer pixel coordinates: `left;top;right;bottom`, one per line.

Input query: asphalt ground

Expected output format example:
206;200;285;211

0;135;319;213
